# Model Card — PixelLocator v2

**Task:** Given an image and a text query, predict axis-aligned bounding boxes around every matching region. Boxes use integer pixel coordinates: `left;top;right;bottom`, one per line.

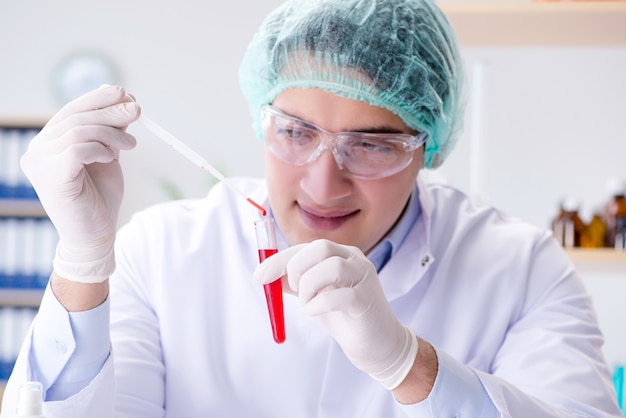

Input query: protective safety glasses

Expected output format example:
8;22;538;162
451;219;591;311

260;105;427;180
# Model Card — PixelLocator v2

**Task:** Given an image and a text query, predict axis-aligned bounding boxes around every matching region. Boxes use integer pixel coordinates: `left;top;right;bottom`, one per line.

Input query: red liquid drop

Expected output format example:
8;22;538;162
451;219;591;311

258;248;285;344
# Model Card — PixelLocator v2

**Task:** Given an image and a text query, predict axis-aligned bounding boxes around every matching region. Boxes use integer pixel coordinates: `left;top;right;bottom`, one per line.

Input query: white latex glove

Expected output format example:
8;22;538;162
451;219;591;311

20;85;140;283
254;239;418;390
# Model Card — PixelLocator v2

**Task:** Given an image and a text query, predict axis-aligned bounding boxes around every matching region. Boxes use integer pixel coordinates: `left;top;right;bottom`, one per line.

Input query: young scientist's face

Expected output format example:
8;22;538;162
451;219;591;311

265;88;424;254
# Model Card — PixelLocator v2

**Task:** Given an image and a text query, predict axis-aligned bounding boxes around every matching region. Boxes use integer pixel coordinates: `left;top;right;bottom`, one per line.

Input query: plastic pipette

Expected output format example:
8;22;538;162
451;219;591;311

137;114;267;216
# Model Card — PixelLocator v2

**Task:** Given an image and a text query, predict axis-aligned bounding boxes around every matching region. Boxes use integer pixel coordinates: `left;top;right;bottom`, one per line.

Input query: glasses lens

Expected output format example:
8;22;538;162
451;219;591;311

261;109;320;166
337;134;414;178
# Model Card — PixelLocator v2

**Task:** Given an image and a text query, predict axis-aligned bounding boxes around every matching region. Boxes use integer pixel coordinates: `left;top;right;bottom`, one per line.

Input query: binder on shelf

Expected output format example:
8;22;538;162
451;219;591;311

0;126;40;200
0;217;57;289
0;306;37;381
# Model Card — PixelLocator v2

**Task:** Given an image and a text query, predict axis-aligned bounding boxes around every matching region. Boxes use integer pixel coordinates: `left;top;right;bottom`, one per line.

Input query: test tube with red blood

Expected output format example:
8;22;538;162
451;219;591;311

254;218;285;344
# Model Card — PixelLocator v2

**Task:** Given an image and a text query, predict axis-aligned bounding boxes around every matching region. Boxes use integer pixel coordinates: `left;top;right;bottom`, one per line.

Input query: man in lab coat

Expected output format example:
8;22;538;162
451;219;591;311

2;0;622;417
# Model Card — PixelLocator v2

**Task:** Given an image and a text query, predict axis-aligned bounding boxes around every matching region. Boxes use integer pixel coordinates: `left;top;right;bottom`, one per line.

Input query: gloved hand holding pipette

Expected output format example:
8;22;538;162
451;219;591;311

20;85;140;283
253;239;418;390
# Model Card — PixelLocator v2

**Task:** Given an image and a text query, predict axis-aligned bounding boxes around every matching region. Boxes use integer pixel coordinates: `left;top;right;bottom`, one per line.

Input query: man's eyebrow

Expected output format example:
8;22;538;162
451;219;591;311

350;126;406;134
284;108;412;135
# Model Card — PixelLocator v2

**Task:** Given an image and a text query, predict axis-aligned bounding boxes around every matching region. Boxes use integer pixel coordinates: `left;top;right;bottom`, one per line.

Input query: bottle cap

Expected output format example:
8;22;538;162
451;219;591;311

15;381;45;418
606;177;626;197
561;196;580;212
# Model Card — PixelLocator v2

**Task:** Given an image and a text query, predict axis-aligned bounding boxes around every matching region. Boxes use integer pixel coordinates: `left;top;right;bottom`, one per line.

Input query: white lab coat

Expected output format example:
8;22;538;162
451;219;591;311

2;176;621;417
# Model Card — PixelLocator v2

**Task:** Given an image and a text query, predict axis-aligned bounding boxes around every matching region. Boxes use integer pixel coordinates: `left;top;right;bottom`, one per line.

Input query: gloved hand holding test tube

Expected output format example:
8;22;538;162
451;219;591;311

255;218;286;343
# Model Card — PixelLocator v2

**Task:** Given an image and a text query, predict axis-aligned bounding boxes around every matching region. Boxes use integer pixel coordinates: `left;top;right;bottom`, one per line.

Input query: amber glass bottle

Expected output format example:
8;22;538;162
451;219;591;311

581;211;607;248
603;179;626;250
552;197;585;248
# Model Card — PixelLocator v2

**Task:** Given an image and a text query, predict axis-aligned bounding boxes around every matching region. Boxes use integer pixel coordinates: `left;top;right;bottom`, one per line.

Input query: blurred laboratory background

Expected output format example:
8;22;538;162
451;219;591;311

0;0;624;229
0;0;625;410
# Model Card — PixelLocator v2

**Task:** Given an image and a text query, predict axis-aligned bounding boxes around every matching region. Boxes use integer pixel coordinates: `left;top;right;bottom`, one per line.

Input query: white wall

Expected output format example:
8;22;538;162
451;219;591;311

438;47;626;231
582;271;626;369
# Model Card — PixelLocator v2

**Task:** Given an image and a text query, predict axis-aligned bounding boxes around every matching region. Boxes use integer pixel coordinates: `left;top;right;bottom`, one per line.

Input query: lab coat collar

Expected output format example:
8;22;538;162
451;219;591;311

416;169;435;251
377;170;436;302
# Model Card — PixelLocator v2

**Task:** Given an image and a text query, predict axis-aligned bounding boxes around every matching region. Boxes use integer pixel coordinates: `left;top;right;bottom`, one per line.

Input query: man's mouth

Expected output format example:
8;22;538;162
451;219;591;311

297;204;358;231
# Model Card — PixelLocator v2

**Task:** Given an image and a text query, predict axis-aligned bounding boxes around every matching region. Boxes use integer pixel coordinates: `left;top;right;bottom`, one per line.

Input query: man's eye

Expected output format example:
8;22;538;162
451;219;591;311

277;125;315;143
352;139;395;154
276;127;295;138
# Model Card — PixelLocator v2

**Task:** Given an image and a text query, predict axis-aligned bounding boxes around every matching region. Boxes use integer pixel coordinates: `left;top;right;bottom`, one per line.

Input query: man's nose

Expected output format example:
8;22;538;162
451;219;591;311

308;136;344;171
299;145;352;203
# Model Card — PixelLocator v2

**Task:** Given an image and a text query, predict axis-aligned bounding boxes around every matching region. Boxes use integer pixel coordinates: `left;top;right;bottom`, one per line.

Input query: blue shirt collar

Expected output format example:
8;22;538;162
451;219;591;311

367;184;422;272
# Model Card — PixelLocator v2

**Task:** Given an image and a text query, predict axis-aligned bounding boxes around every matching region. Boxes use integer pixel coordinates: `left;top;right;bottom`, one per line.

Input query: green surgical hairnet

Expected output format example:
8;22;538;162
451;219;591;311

239;0;466;169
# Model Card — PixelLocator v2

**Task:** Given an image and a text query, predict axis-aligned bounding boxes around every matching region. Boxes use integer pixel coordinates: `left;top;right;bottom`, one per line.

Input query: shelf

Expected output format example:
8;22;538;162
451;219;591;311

439;2;626;47
0;288;44;307
0;199;46;218
0;120;46;129
566;248;626;273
